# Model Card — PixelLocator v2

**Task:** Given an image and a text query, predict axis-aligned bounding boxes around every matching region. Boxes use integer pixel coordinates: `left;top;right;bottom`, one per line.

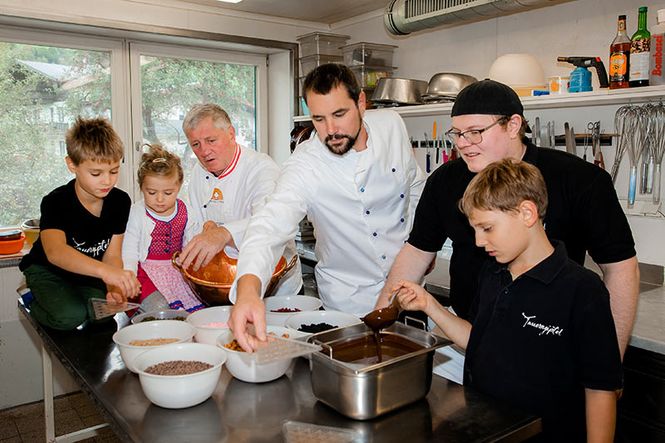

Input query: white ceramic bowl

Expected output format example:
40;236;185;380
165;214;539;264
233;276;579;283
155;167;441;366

264;295;323;326
112;320;195;373
186;306;232;345
131;309;190;325
217;326;295;383
134;342;226;409
284;310;362;335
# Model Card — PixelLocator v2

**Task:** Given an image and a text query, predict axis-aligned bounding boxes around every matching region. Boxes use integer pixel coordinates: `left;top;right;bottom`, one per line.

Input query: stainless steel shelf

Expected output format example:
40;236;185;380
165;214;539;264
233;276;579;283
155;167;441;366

293;85;665;121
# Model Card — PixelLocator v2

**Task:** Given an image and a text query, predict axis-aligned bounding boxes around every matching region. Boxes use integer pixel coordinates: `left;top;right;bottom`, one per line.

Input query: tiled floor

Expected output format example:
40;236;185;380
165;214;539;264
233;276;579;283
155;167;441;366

0;391;121;442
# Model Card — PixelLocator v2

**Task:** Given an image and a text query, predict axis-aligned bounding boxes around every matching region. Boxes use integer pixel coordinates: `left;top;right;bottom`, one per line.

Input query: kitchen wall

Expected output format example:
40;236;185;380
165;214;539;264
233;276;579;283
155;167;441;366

0;0;663;410
333;0;665;267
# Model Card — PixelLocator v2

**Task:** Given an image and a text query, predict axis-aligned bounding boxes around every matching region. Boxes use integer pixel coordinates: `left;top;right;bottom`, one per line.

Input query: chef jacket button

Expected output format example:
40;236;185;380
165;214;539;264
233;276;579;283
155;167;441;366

206;176;209;180
360;187;365;193
203;204;207;208
400;193;404;198
365;210;370;215
381;255;386;260
372;232;377;237
400;218;405;223
392;168;396;172
503;289;509;294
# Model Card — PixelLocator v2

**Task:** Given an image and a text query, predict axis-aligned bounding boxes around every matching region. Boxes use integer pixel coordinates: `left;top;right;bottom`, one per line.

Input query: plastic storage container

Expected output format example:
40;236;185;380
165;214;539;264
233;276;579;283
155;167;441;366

350;65;393;89
296;32;349;57
300;54;343;76
342;42;397;67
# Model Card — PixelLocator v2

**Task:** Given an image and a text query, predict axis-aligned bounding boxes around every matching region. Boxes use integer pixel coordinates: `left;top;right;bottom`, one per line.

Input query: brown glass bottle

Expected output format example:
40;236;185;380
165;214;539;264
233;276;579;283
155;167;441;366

610;15;631;89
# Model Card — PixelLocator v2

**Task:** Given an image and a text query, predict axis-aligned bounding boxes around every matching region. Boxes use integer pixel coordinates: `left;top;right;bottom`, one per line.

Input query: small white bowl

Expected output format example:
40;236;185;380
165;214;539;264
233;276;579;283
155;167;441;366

131;309;189;325
186;306;232;345
284;310;362;335
134;342;226;409
264;295;323;326
216;326;295;383
112;320;195;373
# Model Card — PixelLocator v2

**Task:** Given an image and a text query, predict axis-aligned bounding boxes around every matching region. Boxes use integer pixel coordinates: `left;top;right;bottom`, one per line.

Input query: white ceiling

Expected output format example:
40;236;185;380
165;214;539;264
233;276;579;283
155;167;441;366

184;0;388;24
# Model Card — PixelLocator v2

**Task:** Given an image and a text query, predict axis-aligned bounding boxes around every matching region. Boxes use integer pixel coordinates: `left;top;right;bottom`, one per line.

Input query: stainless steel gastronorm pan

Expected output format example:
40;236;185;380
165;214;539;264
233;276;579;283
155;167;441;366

307;322;450;420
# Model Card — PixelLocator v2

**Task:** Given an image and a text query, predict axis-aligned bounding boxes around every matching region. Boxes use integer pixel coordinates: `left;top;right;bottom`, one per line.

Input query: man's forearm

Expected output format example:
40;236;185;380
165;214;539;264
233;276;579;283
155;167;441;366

600;256;640;359
378;243;435;308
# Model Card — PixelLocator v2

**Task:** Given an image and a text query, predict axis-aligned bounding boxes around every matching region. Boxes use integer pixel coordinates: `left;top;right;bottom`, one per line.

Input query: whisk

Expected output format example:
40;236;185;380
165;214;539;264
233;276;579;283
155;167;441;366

652;102;665;205
611;105;633;184
625;107;648;208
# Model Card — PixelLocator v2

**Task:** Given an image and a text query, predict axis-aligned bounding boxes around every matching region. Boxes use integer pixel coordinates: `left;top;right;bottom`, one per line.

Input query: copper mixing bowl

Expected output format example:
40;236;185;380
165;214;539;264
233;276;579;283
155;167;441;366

173;251;297;306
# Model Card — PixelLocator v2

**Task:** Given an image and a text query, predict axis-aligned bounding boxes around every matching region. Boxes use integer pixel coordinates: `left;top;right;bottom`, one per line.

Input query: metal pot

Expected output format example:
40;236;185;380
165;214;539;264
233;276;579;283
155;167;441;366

423;72;478;98
172;251;297;306
371;78;428;105
307;322;450;420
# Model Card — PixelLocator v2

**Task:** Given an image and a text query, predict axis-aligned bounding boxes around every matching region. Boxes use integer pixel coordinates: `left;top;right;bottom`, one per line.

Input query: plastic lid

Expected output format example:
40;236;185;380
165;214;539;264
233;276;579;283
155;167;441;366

240;335;321;364
282;421;362;443
90;298;141;319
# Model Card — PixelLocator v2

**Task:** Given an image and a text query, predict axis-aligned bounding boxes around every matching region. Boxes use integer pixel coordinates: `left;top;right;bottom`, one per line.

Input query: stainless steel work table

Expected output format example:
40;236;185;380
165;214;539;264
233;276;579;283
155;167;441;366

19;302;541;443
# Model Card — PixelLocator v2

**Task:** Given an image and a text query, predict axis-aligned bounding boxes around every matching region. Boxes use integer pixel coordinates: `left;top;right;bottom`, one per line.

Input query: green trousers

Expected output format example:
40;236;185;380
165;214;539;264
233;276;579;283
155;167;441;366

23;264;107;330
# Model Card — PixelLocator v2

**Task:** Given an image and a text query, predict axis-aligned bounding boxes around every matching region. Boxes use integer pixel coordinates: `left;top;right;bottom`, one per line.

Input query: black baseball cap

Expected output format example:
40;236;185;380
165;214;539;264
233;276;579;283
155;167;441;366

451;79;524;117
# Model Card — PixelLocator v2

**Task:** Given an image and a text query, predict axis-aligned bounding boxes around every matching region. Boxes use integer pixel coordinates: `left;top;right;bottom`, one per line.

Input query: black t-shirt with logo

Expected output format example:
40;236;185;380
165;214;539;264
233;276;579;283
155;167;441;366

464;241;623;442
408;141;636;319
20;179;131;286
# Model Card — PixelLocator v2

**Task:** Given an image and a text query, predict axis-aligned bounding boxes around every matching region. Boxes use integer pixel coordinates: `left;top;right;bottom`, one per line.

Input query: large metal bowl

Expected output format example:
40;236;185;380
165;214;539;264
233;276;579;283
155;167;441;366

424;72;478;97
173;251;297;306
371;77;428;105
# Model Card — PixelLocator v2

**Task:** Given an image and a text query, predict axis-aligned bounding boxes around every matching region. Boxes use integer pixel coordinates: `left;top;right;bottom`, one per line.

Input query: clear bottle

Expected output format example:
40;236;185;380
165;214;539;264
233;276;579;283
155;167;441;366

610;15;631;89
650;9;665;86
629;6;651;87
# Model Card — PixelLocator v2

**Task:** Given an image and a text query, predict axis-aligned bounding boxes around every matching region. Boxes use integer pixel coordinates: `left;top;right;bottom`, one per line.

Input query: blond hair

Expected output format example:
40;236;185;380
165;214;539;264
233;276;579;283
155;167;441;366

137;144;184;188
460;159;548;219
65;117;124;165
182;103;232;134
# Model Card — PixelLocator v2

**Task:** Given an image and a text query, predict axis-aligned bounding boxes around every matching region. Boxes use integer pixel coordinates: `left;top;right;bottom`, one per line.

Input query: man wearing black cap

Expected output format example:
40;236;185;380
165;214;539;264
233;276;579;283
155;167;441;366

377;79;639;357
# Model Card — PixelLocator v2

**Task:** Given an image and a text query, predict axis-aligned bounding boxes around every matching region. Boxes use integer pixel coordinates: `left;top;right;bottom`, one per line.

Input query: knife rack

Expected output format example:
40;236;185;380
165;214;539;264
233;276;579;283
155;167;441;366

553;133;616;147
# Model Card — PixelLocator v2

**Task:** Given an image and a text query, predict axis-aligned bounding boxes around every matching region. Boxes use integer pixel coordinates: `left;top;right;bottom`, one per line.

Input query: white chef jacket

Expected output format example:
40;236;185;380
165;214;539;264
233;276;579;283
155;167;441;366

188;145;302;296
233;109;426;316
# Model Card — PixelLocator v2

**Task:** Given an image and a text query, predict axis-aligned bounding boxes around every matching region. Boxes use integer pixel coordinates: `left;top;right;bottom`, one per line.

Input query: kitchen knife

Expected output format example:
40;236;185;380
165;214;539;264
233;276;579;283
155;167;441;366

564;122;574;154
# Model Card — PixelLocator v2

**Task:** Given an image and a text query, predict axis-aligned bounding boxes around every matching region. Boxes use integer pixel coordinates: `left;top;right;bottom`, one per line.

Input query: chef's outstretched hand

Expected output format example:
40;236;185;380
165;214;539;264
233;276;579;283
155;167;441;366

229;275;267;352
179;222;233;271
394;280;431;313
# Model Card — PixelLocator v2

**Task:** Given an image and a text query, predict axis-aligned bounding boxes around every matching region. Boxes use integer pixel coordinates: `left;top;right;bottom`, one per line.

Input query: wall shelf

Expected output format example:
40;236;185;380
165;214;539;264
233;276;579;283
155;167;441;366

293;85;665;122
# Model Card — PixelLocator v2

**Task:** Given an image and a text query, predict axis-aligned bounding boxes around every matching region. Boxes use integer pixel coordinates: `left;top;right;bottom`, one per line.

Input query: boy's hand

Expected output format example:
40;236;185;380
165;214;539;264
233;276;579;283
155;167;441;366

106;286;125;304
100;266;140;300
394;280;431;313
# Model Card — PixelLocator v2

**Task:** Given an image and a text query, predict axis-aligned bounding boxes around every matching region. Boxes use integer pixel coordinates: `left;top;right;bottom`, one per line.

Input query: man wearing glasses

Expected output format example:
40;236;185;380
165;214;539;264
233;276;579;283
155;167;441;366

378;79;639;357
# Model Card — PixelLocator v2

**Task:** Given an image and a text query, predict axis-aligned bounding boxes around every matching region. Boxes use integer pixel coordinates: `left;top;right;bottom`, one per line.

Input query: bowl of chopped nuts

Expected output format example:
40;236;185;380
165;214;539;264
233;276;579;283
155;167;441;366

112;320;196;373
265;295;323;327
134;342;226;409
217;326;299;383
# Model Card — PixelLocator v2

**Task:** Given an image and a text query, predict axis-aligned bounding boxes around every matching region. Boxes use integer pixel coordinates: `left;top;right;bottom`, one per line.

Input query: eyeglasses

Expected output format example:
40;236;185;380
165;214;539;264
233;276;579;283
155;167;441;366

445;117;509;147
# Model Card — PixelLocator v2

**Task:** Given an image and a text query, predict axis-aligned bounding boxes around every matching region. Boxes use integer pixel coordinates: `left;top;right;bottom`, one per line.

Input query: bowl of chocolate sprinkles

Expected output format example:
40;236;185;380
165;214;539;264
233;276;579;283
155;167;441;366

134;342;227;409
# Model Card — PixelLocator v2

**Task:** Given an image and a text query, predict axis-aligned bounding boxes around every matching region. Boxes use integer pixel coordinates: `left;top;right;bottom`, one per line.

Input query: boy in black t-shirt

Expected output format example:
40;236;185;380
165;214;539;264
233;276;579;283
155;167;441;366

395;159;622;442
20;117;141;330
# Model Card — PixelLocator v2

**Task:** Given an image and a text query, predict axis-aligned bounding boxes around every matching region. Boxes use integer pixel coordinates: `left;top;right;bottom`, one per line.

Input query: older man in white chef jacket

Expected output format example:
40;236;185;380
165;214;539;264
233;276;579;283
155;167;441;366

229;63;426;351
178;103;302;296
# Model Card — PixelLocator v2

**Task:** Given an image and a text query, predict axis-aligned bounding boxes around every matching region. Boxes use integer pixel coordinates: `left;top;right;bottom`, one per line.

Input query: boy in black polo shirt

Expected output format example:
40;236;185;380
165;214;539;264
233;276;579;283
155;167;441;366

395;159;622;442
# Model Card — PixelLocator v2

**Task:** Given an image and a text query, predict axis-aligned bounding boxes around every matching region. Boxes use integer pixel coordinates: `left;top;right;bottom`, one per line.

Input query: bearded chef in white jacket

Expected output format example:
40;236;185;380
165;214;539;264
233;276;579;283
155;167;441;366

230;64;426;351
178;103;302;296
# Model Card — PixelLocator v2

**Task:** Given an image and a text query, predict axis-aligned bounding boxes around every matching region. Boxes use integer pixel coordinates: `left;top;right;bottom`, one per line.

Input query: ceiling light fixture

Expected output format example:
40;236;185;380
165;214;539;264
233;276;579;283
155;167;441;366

216;0;243;3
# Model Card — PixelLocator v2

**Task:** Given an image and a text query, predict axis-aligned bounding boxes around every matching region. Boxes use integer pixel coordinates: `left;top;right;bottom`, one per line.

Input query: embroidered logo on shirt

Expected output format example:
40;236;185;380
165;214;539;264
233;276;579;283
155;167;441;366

521;312;564;336
211;188;223;201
